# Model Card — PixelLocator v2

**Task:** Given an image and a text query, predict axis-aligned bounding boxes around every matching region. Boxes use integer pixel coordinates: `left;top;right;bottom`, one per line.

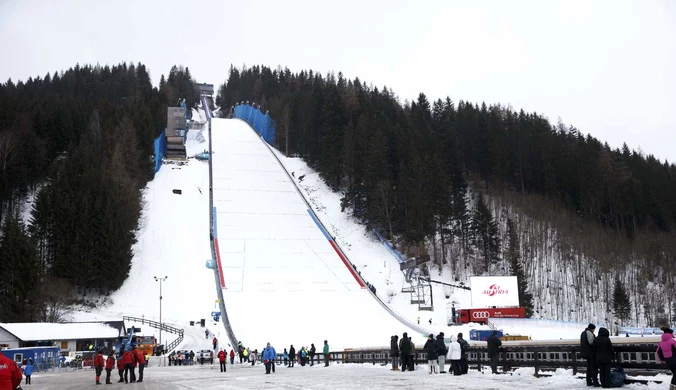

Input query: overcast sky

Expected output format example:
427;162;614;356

1;0;674;162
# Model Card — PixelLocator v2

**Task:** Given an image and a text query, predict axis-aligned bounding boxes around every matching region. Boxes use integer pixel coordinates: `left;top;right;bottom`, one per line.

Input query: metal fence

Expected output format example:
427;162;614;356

263;341;668;376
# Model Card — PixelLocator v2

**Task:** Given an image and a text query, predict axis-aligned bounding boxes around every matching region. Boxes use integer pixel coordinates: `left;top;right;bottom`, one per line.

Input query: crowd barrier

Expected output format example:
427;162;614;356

233;104;275;144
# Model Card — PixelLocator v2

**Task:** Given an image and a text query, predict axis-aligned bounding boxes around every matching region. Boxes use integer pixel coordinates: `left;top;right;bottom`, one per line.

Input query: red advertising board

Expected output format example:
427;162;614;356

457;307;526;324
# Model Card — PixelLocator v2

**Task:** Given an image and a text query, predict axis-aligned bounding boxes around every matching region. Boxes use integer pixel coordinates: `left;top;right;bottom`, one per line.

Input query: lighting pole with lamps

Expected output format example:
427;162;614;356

154;276;168;348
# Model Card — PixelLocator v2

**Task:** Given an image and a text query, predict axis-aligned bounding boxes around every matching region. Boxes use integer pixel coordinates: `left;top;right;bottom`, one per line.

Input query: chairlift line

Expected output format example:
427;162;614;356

420;277;471;291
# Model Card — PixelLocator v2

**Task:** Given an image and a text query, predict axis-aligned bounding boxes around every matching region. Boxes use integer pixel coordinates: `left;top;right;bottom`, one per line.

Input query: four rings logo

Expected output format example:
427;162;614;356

482;284;508;297
472;311;491;319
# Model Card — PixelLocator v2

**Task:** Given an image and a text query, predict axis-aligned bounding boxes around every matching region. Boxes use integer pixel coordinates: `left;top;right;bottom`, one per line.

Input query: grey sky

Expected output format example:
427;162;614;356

1;0;674;163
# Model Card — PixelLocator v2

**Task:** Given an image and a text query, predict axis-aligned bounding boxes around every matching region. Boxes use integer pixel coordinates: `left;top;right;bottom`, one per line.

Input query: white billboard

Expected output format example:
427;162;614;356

470;276;519;307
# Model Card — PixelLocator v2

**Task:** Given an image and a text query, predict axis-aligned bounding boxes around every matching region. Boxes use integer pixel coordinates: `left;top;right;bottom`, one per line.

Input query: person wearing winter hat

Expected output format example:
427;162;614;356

657;327;676;389
486;330;502;374
263;342;277;374
323;340;330;367
457;333;470;374
94;349;105;385
436;332;448;373
423;334;438;374
390;335;400;371
595;327;614;388
580;323;600;387
447;335;462;375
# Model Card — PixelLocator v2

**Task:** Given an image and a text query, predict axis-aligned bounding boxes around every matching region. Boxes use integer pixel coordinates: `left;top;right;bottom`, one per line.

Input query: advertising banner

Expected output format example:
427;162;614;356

470;276;519;307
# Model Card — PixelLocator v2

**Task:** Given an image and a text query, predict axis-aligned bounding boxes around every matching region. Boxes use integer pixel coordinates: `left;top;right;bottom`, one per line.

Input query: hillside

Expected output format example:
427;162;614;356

217;65;676;328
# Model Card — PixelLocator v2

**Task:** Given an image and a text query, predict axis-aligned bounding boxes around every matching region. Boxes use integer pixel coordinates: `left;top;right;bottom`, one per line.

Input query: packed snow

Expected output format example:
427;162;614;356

20;362;669;390
211;118;421;350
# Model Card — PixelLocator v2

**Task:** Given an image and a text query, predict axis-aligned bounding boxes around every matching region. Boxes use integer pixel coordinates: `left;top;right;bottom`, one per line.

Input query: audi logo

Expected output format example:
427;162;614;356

472;311;491;319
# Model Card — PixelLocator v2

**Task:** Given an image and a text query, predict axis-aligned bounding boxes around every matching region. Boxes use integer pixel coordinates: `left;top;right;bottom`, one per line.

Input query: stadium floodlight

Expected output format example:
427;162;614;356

154;276;168;346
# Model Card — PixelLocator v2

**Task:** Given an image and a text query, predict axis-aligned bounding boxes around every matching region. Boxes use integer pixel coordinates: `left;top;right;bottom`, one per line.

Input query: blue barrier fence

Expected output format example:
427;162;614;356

233;104;276;144
153;129;166;173
372;228;406;264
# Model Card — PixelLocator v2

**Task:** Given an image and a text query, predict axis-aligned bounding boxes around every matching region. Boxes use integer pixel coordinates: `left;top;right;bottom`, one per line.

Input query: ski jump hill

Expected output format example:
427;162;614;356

210;117;423;350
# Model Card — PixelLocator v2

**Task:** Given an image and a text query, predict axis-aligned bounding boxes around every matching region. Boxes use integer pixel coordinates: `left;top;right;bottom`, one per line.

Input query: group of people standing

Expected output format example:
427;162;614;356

285;341;330;368
390;332;471;375
581;323;676;389
92;344;147;385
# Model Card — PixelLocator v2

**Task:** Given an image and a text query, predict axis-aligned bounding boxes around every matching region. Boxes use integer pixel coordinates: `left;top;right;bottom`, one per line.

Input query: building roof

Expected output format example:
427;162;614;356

0;322;121;342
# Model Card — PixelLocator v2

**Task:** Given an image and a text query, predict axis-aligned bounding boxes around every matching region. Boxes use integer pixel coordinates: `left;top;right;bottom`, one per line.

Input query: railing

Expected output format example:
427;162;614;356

122;316;184;353
305;341;668;377
204;95;239;350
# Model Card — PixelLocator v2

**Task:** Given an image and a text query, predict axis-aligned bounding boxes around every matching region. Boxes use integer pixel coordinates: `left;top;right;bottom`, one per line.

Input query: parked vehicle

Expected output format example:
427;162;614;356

456;308;526;324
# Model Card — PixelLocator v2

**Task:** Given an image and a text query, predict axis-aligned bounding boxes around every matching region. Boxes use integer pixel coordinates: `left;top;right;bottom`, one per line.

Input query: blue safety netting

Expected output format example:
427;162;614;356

153;129;166;173
233;104;276;145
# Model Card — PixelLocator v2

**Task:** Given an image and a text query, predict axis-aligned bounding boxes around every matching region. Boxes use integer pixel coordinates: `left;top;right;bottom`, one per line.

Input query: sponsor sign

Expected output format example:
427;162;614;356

470;276;519;307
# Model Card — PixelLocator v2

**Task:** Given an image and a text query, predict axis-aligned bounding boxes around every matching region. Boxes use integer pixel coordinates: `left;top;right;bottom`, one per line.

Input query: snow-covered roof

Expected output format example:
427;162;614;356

0;322;121;341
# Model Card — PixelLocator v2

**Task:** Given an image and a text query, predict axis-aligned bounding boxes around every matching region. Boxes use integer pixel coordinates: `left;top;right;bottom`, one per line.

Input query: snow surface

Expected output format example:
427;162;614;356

275;150;497;337
23;362;668;389
211;118;421;351
0;322;120;341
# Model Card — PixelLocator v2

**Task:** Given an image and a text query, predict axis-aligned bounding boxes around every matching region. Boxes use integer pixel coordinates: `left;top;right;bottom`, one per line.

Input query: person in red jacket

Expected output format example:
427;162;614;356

122;348;135;383
133;346;146;383
229;349;235;365
213;337;218;350
94;349;105;385
116;354;125;383
217;348;227;372
0;348;22;390
105;353;115;385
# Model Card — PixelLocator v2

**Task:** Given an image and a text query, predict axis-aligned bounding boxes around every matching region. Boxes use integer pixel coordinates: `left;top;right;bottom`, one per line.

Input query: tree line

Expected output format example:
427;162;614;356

0;63;197;322
217;65;676;324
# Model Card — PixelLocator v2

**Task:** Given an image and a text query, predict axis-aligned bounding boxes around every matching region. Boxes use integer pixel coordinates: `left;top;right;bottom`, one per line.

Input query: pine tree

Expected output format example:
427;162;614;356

506;218;534;317
471;193;500;273
0;216;40;322
612;277;631;325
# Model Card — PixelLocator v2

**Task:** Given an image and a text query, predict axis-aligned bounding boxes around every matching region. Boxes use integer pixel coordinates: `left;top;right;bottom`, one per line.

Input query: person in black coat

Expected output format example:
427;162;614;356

423;334;439;374
288;345;295;368
399;332;411;372
486;331;502;374
309;344;316;366
390;335;400;371
595;327;614;388
580;323;600;387
435;333;448;373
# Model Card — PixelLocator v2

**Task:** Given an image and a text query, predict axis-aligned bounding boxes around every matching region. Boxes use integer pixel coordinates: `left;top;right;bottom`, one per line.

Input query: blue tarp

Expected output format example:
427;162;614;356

233;104;276;144
153;129;167;173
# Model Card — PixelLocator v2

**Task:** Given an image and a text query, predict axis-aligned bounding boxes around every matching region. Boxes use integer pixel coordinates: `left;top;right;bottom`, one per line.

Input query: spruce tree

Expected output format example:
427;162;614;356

471;193;501;273
506;218;534;317
0;216;40;321
612;277;631;325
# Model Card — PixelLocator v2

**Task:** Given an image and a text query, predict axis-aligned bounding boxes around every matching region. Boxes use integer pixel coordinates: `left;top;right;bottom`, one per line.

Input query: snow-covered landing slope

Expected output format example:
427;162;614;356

211;119;421;350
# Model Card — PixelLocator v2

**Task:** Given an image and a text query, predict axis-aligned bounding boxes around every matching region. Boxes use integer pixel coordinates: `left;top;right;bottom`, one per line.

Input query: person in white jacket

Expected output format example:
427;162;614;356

446;335;462;375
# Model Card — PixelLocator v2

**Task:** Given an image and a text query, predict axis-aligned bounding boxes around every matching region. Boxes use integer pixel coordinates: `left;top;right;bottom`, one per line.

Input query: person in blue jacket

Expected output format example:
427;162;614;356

23;360;34;385
263;343;277;374
283;349;289;366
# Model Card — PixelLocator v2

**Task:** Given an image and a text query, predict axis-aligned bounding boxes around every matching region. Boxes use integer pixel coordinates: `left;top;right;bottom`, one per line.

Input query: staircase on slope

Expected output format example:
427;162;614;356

122;316;184;353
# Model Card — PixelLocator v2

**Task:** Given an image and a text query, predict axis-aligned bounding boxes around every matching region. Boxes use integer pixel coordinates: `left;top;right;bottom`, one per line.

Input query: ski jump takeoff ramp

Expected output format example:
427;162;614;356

211;118;420;350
